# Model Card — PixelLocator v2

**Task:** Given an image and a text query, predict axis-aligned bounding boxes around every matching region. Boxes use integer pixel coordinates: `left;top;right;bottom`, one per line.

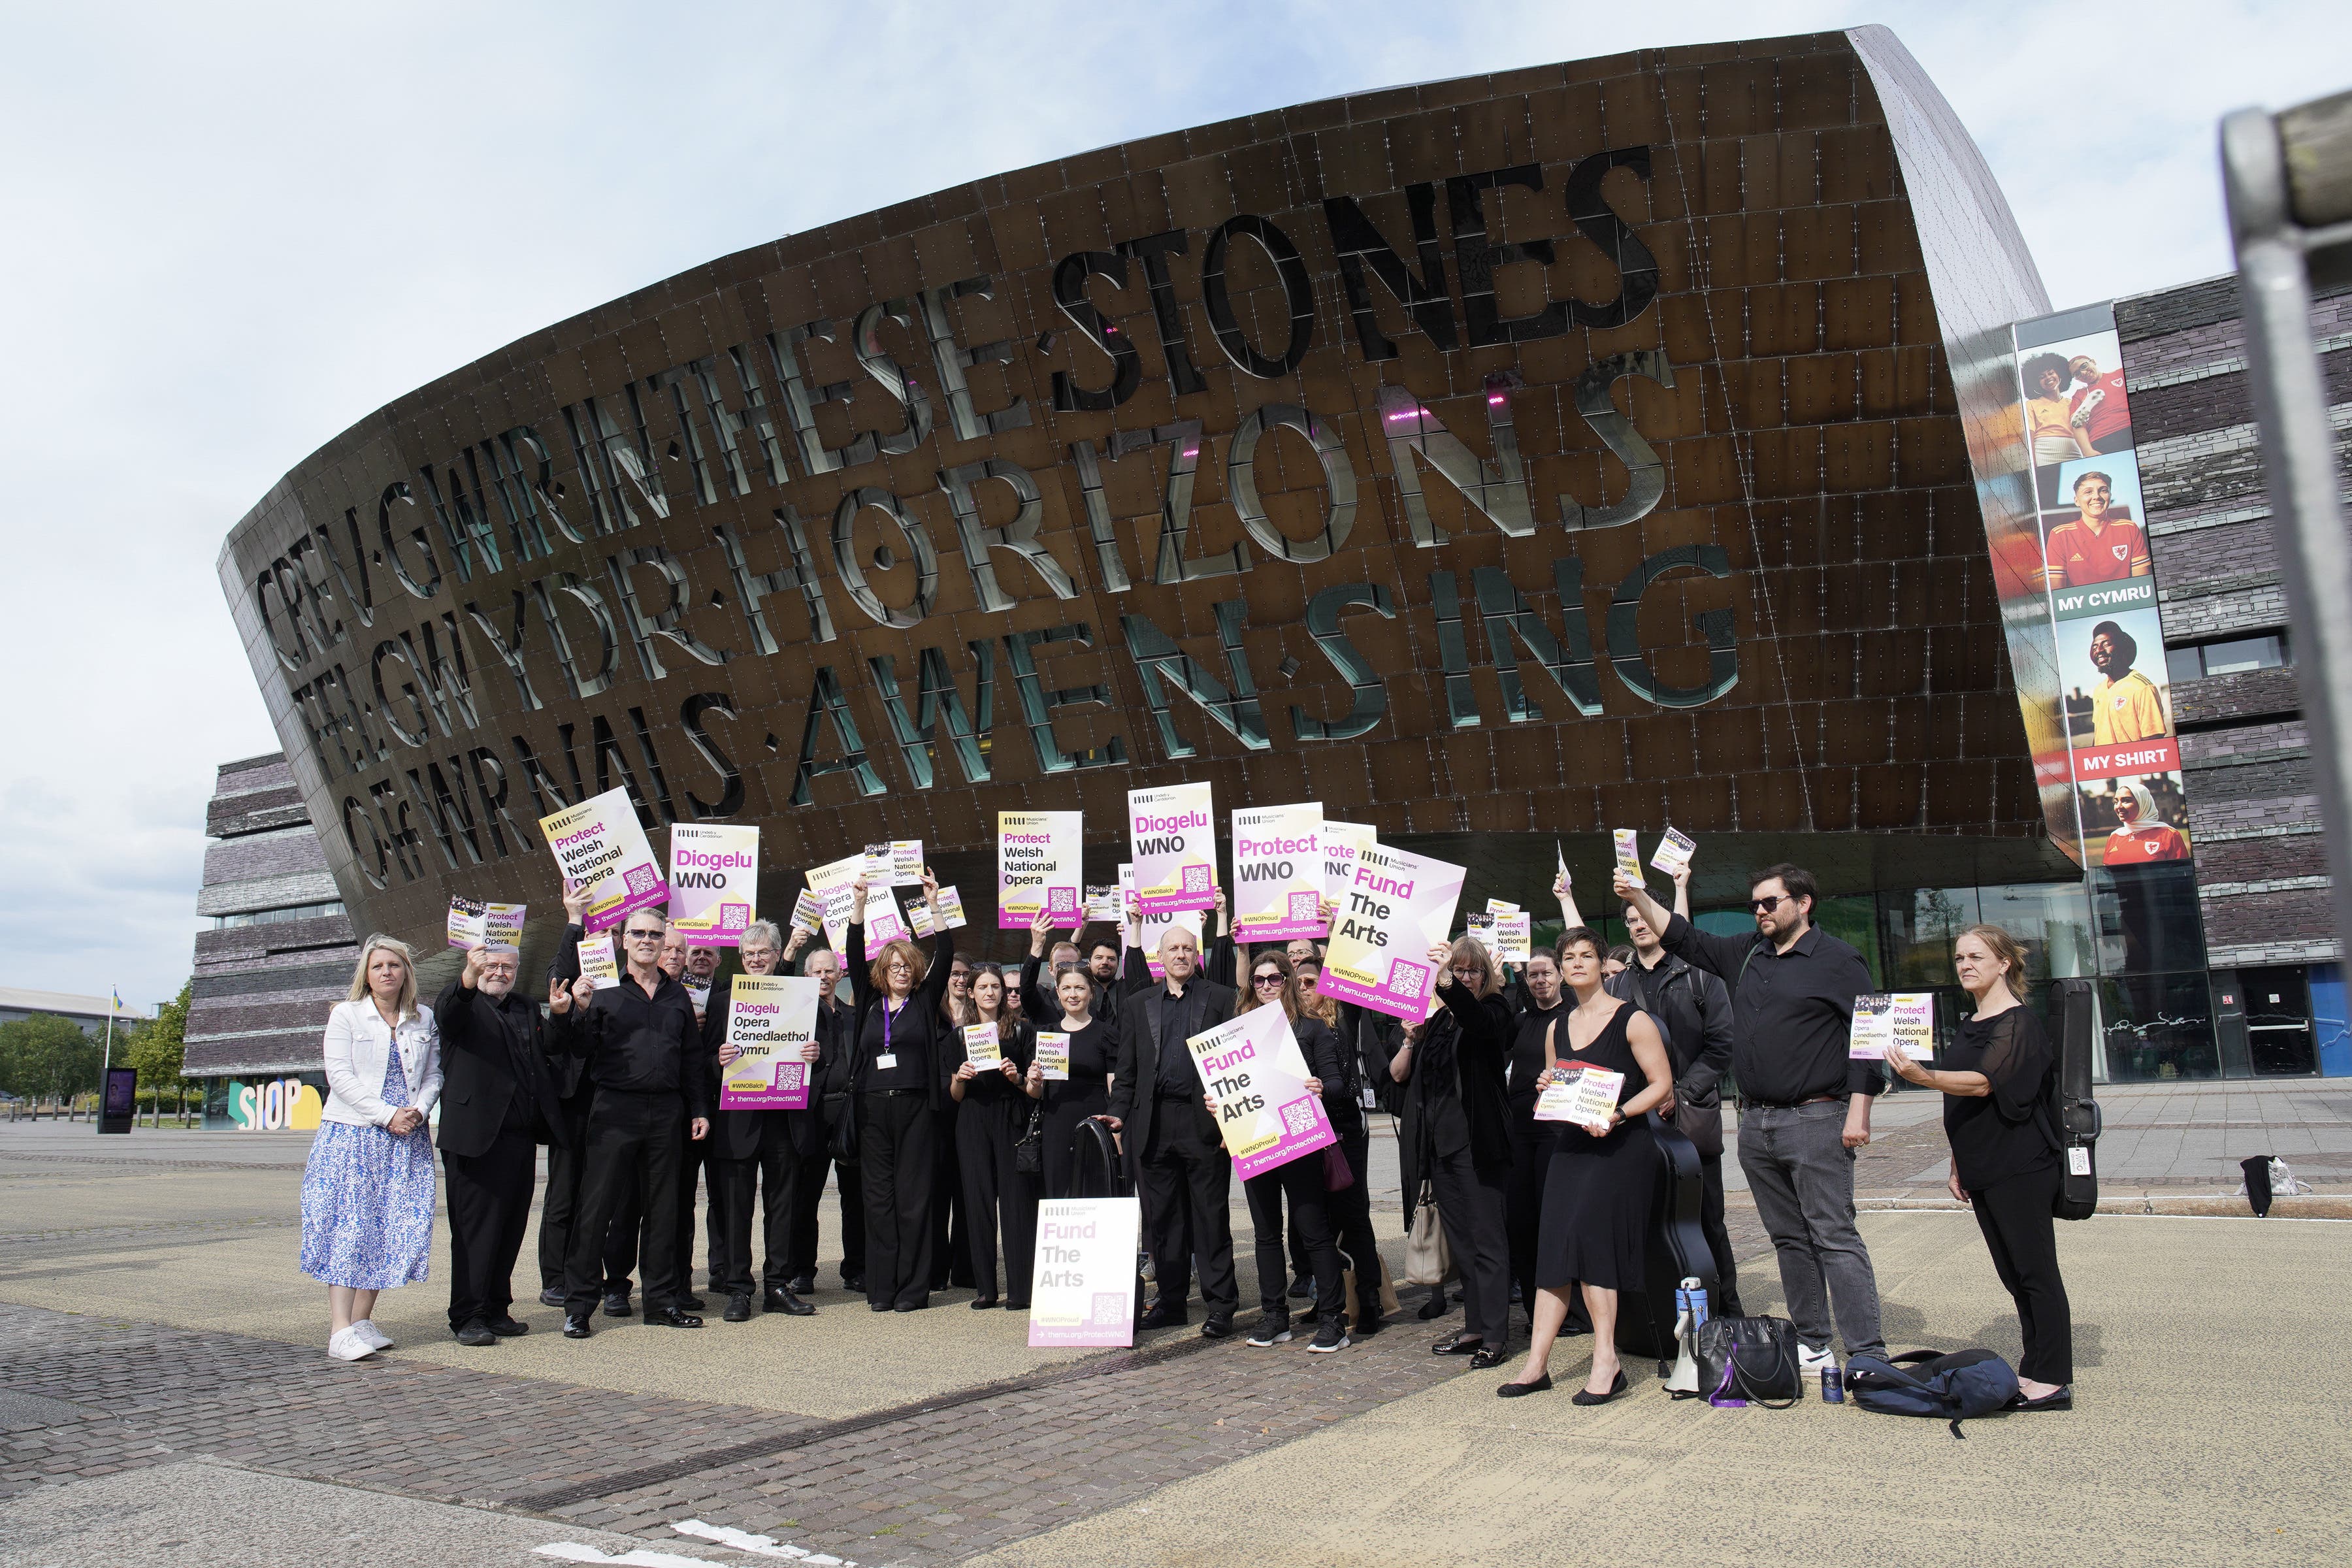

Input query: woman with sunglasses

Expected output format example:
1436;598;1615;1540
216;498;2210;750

1292;956;1389;1335
1501;926;1674;1402
1024;963;1117;1200
1231;955;1352;1352
1392;936;1516;1368
846;869;953;1313
950;962;1037;1309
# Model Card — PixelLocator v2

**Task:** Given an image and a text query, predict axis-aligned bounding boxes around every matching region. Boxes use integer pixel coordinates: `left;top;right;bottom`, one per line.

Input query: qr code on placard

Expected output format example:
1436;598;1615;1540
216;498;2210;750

1047;886;1077;913
1287;891;1319;921
623;864;658;896
719;903;749;930
1181;863;1212;892
1090;1292;1128;1326
1279;1098;1319;1138
1386;958;1429;996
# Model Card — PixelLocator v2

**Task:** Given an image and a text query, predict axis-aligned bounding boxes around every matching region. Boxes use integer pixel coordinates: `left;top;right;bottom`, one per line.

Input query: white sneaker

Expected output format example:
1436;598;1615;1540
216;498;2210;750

327;1326;376;1362
350;1319;393;1350
1798;1343;1837;1377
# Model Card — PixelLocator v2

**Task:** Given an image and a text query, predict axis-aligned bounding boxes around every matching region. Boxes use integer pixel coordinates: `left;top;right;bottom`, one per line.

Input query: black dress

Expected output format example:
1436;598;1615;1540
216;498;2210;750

1035;1013;1115;1200
1535;1001;1652;1294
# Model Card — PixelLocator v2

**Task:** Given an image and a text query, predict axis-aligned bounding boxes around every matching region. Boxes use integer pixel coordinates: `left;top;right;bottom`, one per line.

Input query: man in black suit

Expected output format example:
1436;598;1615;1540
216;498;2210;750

789;939;863;1295
1106;924;1239;1338
538;883;600;1309
435;943;570;1346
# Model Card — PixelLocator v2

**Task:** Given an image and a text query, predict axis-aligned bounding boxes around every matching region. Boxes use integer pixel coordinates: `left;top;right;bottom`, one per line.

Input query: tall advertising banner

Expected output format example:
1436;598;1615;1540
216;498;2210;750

1319;843;1468;1022
998;811;1082;930
1185;1003;1339;1179
1028;1198;1141;1348
538;787;670;935
720;975;820;1110
1232;802;1324;942
1128;783;1215;916
668;823;759;947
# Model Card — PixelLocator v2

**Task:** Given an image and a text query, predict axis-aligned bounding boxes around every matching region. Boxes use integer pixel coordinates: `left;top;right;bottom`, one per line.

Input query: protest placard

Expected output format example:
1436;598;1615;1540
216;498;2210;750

1493;911;1533;964
1128;783;1215;915
804;853;865;953
683;973;712;1016
1613;829;1644;883
964;1022;1002;1066
1567;1066;1626;1129
789;888;823;934
1466;911;1496;944
1033;1032;1070;1080
1650;827;1696;877
998;810;1081;930
864;891;911;947
447;897;527;951
1486;898;1522;915
1850;993;1936;1060
861;843;894;883
1185;1003;1338;1178
911;888;968;938
1232;801;1324;942
1318;842;1468;1021
1085;885;1122;923
1324;819;1377;907
668;823;759;947
891;840;924;885
719;974;819;1110
538;786;670;934
1029;1198;1140;1348
577;936;620;989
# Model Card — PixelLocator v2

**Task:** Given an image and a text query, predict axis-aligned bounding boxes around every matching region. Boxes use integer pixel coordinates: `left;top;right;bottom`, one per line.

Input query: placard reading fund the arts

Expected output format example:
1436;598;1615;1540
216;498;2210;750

1232;802;1324;942
1029;1198;1141;1348
1128;783;1215;916
1320;843;1469;1021
998;811;1081;930
1185;1003;1337;1179
721;974;820;1110
539;787;670;934
668;823;758;947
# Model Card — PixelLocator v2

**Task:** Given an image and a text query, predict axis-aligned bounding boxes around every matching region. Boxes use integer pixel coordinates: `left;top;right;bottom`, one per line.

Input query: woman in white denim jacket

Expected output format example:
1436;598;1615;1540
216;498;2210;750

301;934;443;1362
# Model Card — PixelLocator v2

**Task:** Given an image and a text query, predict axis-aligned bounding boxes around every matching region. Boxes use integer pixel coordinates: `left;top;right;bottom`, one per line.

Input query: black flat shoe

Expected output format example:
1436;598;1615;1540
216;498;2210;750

893;1299;926;1313
2010;1386;2073;1411
647;1307;704;1328
1497;1373;1553;1399
1431;1332;1485;1356
1571;1369;1629;1405
1467;1346;1509;1370
1137;1301;1188;1330
1201;1313;1235;1339
1417;1293;1452;1321
765;1286;816;1317
869;1301;892;1313
969;1295;1000;1311
563;1314;593;1339
602;1292;634;1318
723;1294;753;1322
1353;1316;1384;1337
789;1274;817;1294
454;1319;498;1347
678;1294;706;1312
538;1287;566;1308
486;1316;529;1337
842;1273;864;1293
1287;1273;1311;1299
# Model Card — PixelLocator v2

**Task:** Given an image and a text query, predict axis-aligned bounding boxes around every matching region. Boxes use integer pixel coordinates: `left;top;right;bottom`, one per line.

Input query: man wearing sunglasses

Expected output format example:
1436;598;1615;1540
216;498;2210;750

1615;862;1886;1376
547;908;712;1337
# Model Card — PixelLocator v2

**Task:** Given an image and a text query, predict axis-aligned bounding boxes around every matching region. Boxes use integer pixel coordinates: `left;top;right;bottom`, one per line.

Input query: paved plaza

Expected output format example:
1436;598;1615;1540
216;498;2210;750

1;1091;2347;1567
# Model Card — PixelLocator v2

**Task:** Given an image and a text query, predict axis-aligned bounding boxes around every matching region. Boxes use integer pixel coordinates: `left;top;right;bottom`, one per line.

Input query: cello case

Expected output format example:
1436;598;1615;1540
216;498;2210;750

1614;1110;1720;1369
2048;977;2102;1220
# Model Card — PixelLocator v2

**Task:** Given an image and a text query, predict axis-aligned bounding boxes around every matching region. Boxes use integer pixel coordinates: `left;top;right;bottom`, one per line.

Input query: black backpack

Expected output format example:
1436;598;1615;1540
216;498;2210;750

1845;1349;2019;1437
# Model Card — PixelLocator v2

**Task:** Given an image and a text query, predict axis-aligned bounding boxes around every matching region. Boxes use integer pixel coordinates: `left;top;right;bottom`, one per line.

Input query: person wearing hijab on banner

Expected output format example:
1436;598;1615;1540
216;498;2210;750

1885;924;2074;1409
1230;955;1351;1352
2023;352;2095;465
434;941;568;1347
2039;470;2151;591
547;907;711;1338
2104;780;2191;864
1499;926;1674;1401
1024;963;1117;1200
304;934;442;1363
847;869;955;1313
706;921;820;1322
783;932;863;1296
1394;936;1516;1369
952;963;1037;1310
1107;923;1241;1337
2087;621;2169;745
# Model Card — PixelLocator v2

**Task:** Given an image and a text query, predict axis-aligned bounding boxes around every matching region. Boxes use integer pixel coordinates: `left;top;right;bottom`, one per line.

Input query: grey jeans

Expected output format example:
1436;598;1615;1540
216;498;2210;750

1737;1100;1885;1356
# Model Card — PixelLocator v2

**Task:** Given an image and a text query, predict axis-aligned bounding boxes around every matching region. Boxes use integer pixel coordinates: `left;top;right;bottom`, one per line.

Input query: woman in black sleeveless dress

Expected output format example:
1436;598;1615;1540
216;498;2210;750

1501;926;1674;1403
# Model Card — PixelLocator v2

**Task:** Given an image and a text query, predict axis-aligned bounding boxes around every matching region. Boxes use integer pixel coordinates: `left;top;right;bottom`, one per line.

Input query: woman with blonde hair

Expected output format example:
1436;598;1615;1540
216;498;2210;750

303;934;442;1362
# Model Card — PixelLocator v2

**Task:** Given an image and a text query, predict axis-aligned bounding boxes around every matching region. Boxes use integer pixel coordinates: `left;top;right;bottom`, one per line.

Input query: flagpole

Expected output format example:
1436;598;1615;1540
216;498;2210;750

101;1005;115;1128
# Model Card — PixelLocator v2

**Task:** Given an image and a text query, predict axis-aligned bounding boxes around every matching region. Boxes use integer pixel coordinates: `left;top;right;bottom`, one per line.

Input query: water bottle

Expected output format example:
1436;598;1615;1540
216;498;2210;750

1821;1363;1844;1403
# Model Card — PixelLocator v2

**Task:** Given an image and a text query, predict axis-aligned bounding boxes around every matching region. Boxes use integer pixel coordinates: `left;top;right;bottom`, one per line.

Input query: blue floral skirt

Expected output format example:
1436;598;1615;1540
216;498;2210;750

299;1120;436;1290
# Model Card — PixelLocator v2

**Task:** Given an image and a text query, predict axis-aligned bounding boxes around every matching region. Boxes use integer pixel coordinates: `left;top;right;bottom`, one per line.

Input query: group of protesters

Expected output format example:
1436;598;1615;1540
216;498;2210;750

298;845;2073;1411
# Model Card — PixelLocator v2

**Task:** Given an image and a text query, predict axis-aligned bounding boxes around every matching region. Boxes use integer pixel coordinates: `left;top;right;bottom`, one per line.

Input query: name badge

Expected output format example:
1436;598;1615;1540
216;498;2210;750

875;1053;898;1071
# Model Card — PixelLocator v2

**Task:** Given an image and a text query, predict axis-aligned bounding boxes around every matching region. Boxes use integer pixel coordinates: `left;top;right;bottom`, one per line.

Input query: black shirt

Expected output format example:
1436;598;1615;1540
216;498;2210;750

1659;913;1884;1104
1944;1007;2058;1189
958;1017;1034;1103
849;921;955;1098
1505;995;1568;1119
553;968;710;1119
1154;983;1207;1098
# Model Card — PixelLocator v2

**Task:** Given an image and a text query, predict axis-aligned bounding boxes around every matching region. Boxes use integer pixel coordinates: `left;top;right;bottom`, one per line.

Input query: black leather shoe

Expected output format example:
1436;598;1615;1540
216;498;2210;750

678;1293;706;1312
969;1295;1000;1311
2010;1386;2073;1411
892;1299;926;1313
1467;1346;1509;1371
1137;1301;1188;1330
764;1286;816;1317
602;1292;634;1317
789;1274;817;1294
1201;1312;1235;1339
538;1287;566;1308
869;1301;892;1313
1417;1292;1451;1320
454;1318;498;1347
486;1316;529;1337
1497;1373;1552;1398
1352;1315;1384;1337
723;1294;753;1322
563;1314;593;1339
1431;1331;1484;1356
843;1273;864;1293
1571;1369;1629;1405
647;1306;704;1328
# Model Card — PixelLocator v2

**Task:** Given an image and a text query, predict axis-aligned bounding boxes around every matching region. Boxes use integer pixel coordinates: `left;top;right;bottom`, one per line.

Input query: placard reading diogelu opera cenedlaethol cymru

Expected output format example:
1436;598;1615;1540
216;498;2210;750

668;823;758;947
721;974;819;1110
538;787;670;936
1029;1198;1140;1348
998;811;1081;930
1129;783;1215;917
1232;801;1325;943
1185;1002;1337;1179
1318;842;1467;1022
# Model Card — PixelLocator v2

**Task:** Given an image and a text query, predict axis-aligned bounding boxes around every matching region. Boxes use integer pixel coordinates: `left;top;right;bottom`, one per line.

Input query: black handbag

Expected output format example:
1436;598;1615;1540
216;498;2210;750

1014;1101;1045;1175
825;1090;858;1164
1694;1315;1803;1407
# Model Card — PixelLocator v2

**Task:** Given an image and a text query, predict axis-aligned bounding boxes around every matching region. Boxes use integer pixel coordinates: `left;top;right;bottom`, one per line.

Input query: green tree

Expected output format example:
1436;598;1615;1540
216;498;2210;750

0;1015;104;1109
127;983;191;1090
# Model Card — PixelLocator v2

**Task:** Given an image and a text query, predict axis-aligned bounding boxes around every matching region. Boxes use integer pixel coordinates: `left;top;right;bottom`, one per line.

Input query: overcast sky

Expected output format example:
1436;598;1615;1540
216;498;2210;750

3;1;2345;1009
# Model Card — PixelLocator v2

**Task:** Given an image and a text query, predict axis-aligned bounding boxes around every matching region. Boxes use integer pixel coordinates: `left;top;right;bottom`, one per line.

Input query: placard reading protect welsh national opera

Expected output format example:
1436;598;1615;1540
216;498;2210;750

447;898;526;951
1232;802;1325;943
1128;783;1215;916
1029;1198;1141;1348
1186;1003;1338;1179
721;974;820;1110
538;787;670;935
668;823;759;947
998;811;1081;930
1320;843;1468;1022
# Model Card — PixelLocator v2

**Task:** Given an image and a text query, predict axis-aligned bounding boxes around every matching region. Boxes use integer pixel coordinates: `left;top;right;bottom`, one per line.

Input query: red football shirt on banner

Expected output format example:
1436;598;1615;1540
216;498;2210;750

2042;515;2151;587
2070;370;2131;446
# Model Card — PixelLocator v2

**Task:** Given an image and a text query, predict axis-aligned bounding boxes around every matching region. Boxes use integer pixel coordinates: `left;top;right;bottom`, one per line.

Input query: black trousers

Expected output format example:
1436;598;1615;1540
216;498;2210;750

1430;1145;1511;1348
860;1091;936;1309
786;1154;862;1282
598;1122;717;1296
1245;1158;1343;1326
1329;1128;1387;1318
539;1135;585;1292
563;1092;685;1316
712;1119;797;1296
1137;1096;1237;1315
932;1097;970;1288
956;1094;1040;1303
444;1126;538;1330
1970;1161;2073;1385
1699;1152;1742;1313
